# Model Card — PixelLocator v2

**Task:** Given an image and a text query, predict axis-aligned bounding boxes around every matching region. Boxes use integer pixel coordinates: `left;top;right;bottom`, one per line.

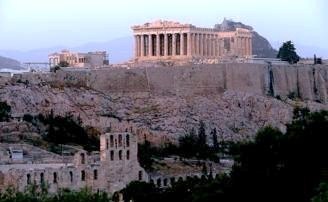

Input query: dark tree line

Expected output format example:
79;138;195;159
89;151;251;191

131;108;328;202
138;121;223;171
0;101;11;122
23;111;100;151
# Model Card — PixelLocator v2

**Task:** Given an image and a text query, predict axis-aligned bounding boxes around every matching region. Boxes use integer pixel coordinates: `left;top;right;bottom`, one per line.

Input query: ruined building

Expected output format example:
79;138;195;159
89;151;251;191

0;132;147;193
131;20;252;61
48;50;109;68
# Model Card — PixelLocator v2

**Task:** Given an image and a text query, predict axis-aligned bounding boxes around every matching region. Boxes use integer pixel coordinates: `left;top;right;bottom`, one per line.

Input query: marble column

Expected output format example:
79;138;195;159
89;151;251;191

214;36;218;57
148;34;153;57
194;33;198;56
140;35;144;57
203;34;206;57
210;35;213;57
238;37;242;56
200;34;203;56
243;37;247;56
164;34;168;56
172;33;176;56
156;34;160;57
180;33;185;56
249;38;252;57
187;33;192;56
134;35;138;58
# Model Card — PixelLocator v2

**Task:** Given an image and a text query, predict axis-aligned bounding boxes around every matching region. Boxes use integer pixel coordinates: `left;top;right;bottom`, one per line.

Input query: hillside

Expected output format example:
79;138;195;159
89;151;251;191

1;63;328;146
0;55;23;70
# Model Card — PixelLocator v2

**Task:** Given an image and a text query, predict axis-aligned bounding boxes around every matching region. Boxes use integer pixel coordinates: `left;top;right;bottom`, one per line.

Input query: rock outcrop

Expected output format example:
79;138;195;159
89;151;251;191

1;63;328;145
215;19;278;58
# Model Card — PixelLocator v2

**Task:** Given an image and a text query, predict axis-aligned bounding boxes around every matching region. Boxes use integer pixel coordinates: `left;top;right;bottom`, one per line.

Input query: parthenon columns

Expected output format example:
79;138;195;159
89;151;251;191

134;32;251;60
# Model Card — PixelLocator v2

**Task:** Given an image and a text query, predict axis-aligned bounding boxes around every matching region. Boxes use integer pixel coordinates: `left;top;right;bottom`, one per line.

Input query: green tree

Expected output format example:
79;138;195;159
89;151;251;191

0;101;11;122
277;41;300;64
58;61;69;67
312;183;328;202
211;128;219;151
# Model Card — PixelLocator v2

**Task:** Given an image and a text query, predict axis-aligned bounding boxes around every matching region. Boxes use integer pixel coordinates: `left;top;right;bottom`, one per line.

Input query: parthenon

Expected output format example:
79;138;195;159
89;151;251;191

131;20;252;61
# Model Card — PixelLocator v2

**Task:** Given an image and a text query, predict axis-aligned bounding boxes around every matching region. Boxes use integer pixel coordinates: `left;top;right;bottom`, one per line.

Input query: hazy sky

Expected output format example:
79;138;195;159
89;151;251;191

0;0;327;51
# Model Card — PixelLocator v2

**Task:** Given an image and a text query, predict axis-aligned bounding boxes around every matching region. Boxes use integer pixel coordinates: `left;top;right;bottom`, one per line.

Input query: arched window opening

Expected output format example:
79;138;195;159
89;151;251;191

156;178;162;187
110;135;114;147
126;150;130;160
126;135;130;147
80;153;85;164
170;177;175;185
118;135;122;147
93;170;98;180
119;150;122;160
110;150;114;161
53;172;58;184
163;178;168;186
81;170;85;181
40;173;44;184
69;171;73;183
27;174;31;185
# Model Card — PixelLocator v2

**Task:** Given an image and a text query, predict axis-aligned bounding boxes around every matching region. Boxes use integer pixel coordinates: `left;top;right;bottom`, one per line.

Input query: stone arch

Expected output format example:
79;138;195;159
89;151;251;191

69;171;73;183
118;150;122;160
126;134;130;147
163;178;168;186
93;169;98;180
80;153;85;164
53;172;58;184
40;172;44;184
118;134;122;147
126;150;130;160
110;135;114;147
110;150;114;161
26;173;31;185
156;178;162;187
81;170;86;181
170;177;175;185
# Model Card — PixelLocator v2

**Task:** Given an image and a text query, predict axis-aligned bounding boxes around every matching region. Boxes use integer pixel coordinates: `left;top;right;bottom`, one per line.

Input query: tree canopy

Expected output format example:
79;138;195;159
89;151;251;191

0;101;11;122
277;41;300;64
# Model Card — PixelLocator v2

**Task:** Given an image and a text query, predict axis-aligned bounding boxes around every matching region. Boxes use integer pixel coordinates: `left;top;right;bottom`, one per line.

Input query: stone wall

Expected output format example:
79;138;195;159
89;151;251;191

42;64;328;104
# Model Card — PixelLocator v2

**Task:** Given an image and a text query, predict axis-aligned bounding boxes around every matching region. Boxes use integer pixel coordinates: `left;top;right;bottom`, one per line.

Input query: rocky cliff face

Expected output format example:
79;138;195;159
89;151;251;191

1;64;328;144
215;19;278;58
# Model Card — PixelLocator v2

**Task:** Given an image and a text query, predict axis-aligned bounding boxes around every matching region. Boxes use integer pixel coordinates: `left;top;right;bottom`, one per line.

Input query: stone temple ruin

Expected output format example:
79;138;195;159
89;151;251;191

132;20;252;62
0;130;227;194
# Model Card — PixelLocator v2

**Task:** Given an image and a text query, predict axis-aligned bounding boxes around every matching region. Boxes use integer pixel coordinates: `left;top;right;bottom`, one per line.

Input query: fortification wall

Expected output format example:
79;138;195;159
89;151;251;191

11;64;328;104
43;64;328;104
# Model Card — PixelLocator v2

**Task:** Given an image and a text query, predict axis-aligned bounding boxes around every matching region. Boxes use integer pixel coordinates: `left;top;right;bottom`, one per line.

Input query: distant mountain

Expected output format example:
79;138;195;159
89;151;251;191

0;55;23;70
215;19;278;58
0;37;133;64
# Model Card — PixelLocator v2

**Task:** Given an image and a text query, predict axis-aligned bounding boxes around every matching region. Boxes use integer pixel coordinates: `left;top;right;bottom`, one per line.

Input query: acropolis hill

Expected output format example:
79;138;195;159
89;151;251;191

1;63;328;144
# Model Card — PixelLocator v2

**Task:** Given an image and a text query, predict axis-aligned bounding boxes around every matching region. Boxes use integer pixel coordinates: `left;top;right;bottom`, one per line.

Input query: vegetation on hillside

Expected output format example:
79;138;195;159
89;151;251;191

23;111;100;151
130;108;328;202
138;121;223;171
0;101;11;122
277;40;300;64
